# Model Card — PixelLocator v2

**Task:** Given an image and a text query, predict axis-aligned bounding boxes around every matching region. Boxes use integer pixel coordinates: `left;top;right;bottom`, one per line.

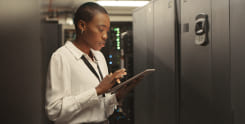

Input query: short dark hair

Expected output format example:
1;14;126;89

73;2;108;33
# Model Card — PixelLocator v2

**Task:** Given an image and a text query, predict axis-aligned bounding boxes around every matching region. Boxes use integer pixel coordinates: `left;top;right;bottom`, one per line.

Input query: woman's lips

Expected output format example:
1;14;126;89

98;42;105;47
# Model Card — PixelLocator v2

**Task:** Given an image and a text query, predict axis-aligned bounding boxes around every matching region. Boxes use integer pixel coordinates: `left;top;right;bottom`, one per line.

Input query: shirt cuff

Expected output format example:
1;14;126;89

74;88;100;108
105;93;119;105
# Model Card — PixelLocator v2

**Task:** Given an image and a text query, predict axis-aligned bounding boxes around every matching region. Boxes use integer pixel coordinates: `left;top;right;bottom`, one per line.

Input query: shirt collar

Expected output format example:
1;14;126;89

65;41;85;60
65;41;99;61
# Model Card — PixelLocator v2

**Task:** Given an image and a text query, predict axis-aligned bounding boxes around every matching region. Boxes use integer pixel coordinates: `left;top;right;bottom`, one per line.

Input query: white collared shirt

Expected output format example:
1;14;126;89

45;41;118;124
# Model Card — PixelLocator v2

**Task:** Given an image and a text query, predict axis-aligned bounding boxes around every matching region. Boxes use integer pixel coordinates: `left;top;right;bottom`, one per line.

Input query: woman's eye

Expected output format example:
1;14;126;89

99;28;104;32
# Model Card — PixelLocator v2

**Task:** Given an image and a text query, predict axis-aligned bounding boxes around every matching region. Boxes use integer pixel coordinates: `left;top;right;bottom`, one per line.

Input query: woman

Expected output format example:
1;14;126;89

45;2;131;124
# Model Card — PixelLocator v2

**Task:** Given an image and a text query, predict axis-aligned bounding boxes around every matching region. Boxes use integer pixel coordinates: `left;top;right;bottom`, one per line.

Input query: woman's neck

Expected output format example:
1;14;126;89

73;39;93;59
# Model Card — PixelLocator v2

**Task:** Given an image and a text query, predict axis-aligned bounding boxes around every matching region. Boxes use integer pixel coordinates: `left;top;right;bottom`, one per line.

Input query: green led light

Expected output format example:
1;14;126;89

116;38;120;42
114;27;120;32
116;33;120;36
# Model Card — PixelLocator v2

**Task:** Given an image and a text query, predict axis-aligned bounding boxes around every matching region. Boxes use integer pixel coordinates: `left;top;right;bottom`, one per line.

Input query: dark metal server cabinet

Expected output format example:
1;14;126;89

230;0;245;123
133;0;178;124
153;0;177;124
133;2;154;124
133;0;245;124
180;0;232;124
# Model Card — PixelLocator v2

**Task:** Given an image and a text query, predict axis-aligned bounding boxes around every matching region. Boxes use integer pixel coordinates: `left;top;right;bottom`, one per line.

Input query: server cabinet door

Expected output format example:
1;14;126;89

153;0;177;124
133;2;154;124
211;0;231;124
180;0;213;124
230;0;245;124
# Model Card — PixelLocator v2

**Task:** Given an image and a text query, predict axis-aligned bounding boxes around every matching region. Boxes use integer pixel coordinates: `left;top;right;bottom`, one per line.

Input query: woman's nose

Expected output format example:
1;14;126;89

102;32;108;40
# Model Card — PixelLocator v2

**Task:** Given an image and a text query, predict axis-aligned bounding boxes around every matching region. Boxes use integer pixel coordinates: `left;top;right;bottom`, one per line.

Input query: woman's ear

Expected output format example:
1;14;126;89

78;20;87;33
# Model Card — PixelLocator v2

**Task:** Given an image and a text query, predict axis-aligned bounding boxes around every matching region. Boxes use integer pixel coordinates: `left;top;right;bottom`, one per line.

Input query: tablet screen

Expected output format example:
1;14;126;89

107;69;156;93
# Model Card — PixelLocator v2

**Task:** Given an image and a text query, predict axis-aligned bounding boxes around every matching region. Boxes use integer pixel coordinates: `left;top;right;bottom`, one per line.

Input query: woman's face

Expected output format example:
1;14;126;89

82;13;110;51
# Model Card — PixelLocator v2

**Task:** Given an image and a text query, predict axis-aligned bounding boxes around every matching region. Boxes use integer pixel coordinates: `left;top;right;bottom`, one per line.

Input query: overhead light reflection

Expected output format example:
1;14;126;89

96;1;149;7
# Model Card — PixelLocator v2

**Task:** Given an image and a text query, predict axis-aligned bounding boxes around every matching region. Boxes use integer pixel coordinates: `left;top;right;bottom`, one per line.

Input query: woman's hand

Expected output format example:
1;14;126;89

116;76;144;104
96;68;127;95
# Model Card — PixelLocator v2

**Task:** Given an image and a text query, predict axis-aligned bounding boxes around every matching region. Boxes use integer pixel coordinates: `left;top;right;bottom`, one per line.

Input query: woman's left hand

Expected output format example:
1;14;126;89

116;76;144;104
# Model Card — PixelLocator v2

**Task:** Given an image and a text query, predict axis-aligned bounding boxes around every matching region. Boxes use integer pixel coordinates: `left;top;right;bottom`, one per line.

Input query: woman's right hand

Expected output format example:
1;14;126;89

96;68;126;95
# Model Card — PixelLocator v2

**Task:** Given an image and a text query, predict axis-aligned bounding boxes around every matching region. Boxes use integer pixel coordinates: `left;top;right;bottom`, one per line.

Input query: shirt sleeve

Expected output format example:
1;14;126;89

45;53;100;122
104;93;119;117
95;51;118;117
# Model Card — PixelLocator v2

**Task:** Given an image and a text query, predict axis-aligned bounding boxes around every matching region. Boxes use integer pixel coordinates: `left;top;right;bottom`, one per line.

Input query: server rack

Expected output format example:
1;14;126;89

133;0;177;124
230;0;245;123
133;2;153;124
180;0;231;123
133;0;245;124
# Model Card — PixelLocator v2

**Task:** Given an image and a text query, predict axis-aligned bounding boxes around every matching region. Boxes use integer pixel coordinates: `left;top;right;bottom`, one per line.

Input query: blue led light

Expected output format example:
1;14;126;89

109;61;112;64
109;55;112;58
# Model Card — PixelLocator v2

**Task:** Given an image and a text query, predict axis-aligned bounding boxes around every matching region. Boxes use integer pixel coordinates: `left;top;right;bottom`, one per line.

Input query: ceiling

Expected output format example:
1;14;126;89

41;0;152;15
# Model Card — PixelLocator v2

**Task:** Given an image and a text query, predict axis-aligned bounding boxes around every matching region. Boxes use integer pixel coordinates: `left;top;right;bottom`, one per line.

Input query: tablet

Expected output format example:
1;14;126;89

107;69;156;94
